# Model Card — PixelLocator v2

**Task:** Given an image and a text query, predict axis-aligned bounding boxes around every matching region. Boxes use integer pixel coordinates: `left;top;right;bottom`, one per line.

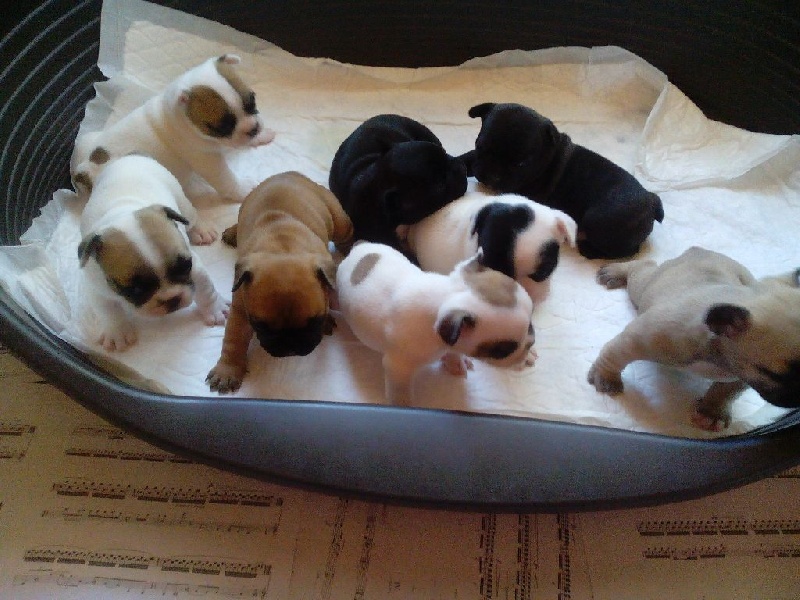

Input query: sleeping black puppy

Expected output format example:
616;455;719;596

463;102;664;259
329;114;468;252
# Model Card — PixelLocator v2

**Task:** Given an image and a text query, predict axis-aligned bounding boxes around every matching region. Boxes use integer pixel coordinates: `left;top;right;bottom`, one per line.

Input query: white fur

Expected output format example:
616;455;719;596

336;242;535;405
71;55;275;241
405;190;577;304
80;155;229;352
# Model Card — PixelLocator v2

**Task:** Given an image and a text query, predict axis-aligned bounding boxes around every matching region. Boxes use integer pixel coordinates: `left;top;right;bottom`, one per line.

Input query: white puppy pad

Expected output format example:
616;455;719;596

1;0;798;438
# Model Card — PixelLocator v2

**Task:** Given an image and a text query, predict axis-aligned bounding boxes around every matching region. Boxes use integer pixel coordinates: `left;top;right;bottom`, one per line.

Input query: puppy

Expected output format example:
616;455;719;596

464;102;664;259
587;247;800;431
328;114;468;252
206;171;354;393
78;155;230;352
336;242;536;405
71;54;275;244
404;190;577;304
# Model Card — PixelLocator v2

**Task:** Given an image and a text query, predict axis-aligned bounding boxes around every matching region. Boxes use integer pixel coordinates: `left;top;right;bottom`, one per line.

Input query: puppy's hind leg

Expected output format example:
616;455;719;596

596;259;657;310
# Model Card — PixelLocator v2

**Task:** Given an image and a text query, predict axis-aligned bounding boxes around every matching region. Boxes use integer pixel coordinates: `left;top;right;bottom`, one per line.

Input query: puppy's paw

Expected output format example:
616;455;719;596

691;404;732;432
596;265;628;289
206;362;246;394
440;352;474;377
187;220;219;245
587;364;624;394
98;322;138;352
198;295;230;326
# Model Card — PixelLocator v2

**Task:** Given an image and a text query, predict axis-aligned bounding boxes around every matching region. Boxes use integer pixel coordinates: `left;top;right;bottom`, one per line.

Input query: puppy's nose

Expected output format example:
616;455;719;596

247;123;260;138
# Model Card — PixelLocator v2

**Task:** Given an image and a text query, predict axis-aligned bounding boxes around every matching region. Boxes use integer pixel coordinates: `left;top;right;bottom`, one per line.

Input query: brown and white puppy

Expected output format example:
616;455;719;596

336;241;536;406
206;171;354;393
71;54;275;244
78;155;230;352
404;190;577;304
587;246;800;431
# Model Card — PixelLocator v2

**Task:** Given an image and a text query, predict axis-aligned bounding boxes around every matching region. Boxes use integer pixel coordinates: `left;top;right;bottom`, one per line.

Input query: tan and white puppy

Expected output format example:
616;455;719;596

71;54;275;244
206;171;354;394
404;190;577;304
587;246;800;431
78;155;230;352
336;241;536;405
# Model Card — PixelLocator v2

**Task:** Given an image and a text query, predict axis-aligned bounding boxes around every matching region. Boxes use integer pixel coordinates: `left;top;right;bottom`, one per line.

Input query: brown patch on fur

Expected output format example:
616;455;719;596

73;172;93;193
89;146;110;164
350;253;380;286
215;58;255;112
94;229;149;285
135;206;189;260
185;85;235;137
461;261;518;308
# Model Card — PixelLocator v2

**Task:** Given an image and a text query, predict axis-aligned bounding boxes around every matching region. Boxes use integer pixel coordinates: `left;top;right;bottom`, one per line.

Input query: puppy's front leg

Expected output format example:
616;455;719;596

206;293;252;393
587;315;667;394
192;155;246;202
382;354;416;406
692;379;747;432
191;258;230;326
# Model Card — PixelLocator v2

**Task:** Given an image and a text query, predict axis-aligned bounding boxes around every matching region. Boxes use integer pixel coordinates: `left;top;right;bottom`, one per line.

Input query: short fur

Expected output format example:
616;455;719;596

336;242;536;405
70;54;275;244
587;246;800;430
328;114;468;252
463;102;664;259
404;190;577;304
206;171;354;393
78;155;229;352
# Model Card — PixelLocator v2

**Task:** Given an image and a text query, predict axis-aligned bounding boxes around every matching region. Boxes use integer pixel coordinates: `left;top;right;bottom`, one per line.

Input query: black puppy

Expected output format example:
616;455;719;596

329;114;468;252
463;102;664;259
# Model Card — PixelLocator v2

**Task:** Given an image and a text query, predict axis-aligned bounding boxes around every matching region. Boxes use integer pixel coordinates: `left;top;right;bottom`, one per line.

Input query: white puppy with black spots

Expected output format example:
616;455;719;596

336;241;536;405
71;54;275;244
78;155;230;352
403;190;577;304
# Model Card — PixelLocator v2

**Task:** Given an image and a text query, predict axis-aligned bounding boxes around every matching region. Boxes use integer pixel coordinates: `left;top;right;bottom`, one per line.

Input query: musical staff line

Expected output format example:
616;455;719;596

52;478;284;508
41;507;278;535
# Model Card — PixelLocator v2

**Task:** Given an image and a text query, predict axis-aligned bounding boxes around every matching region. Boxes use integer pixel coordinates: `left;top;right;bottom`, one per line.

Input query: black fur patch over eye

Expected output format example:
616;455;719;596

529;239;560;282
473;203;534;278
206;112;237;138
111;271;160;307
243;91;257;115
474;340;519;360
167;255;193;284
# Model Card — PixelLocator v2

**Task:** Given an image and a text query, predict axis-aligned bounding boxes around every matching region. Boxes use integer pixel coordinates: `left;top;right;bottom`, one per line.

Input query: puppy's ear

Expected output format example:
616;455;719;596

554;212;578;247
231;262;253;293
159;205;190;226
468;103;496;120
705;304;751;339
436;310;477;346
315;259;337;291
78;234;102;267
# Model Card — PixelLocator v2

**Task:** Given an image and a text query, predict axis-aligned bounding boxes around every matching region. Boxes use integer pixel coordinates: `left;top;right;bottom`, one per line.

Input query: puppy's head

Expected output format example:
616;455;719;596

705;269;800;408
436;255;535;367
78;205;195;317
471;199;577;283
232;253;336;357
468;102;560;191
179;54;275;148
379;141;468;225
